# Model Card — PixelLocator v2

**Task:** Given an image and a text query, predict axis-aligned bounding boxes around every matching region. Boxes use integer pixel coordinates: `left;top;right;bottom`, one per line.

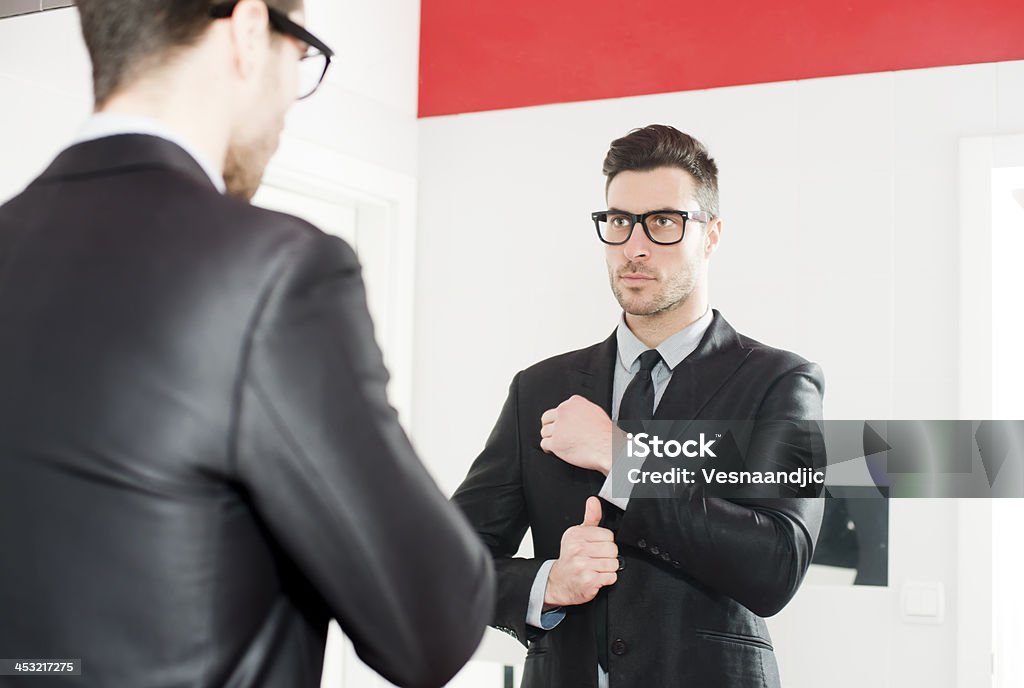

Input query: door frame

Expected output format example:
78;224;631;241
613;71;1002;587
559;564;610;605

260;133;418;426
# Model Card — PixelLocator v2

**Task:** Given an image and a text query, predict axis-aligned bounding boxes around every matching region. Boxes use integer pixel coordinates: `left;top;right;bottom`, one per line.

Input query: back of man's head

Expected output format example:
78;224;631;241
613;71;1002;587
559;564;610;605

77;0;301;106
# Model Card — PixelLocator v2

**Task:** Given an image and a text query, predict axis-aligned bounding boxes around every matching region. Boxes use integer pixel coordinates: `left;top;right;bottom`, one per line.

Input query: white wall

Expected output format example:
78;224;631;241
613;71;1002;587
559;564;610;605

414;61;1024;686
993;500;1024;688
0;9;92;200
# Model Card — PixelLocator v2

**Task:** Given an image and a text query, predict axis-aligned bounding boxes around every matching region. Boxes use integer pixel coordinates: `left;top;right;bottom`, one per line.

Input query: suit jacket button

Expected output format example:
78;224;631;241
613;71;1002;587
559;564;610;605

637;538;647;549
660;551;670;562
617;556;626;571
672;560;681;569
649;545;660;555
611;638;628;656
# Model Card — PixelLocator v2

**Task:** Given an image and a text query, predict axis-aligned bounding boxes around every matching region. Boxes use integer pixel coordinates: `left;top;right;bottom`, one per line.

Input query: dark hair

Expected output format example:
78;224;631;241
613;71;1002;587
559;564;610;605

602;124;719;218
76;0;302;106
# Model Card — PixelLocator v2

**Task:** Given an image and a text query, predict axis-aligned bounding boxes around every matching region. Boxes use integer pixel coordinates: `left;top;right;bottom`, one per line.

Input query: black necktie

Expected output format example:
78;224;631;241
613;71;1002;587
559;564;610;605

618;349;663;422
595;348;663;670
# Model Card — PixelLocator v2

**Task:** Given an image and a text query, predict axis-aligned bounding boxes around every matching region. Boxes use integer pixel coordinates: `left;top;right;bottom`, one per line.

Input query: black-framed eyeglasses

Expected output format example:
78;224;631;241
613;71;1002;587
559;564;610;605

591;209;712;245
209;0;335;100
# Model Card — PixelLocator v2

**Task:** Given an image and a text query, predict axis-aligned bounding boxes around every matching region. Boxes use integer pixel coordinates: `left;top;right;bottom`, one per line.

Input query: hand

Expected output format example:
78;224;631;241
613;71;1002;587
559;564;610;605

539;395;614;475
544;497;618;608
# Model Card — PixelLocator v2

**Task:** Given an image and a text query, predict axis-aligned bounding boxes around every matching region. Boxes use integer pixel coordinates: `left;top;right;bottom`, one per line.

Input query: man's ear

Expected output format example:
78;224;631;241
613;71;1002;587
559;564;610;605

226;0;272;80
704;217;723;258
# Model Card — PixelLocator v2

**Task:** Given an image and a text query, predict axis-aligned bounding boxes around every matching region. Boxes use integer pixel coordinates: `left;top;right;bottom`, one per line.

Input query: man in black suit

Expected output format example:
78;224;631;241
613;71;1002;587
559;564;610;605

452;125;824;687
0;2;493;687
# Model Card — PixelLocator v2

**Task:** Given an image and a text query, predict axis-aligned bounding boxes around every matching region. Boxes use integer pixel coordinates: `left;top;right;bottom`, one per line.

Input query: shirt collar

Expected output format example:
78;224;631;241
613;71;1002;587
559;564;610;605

616;306;714;372
72;113;226;194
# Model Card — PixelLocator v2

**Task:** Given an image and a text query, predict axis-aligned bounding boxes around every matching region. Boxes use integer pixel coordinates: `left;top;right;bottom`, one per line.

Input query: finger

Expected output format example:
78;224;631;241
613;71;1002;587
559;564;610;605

540;423;553;438
540;408;558;425
596;572;618;588
582;541;618;559
589;557;621;573
581;496;602;526
540;437;553;454
577;524;614;542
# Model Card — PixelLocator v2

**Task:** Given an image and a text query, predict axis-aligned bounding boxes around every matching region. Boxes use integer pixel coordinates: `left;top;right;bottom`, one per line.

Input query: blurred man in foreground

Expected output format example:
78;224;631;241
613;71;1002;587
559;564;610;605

0;2;493;686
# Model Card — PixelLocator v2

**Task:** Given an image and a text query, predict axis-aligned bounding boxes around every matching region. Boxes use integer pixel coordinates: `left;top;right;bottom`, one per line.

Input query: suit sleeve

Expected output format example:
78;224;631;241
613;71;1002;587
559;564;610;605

450;372;548;648
609;362;826;618
233;231;494;688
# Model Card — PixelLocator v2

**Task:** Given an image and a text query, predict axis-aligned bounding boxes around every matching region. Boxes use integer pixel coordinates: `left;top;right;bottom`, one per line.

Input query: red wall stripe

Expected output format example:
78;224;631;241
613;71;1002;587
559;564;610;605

418;0;1024;118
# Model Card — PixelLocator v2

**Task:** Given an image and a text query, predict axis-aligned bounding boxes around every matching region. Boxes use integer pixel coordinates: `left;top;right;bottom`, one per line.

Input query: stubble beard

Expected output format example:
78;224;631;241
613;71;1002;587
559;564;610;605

223;133;278;201
223;62;286;201
609;263;698;317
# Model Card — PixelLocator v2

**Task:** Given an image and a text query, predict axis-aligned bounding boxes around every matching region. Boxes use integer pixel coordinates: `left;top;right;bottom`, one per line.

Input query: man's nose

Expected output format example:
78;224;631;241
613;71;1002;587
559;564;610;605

623;221;652;260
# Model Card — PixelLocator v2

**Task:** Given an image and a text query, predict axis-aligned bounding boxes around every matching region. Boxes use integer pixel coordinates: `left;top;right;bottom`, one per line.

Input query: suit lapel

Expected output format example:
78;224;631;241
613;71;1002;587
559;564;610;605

567;330;617;415
560;331;617;495
654;310;752;429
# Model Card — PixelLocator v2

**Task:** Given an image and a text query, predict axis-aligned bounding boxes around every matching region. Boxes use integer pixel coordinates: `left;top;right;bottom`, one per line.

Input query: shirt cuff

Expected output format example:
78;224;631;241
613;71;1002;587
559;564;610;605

598;472;631;511
526;559;565;630
599;438;637;510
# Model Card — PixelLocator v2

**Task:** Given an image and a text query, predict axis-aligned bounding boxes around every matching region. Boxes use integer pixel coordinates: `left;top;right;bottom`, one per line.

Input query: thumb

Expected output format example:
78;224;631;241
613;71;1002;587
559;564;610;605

582;496;602;526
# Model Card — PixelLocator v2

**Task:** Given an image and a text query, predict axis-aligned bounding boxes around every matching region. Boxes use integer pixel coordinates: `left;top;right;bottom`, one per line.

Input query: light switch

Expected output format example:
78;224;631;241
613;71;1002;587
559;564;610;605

901;581;945;624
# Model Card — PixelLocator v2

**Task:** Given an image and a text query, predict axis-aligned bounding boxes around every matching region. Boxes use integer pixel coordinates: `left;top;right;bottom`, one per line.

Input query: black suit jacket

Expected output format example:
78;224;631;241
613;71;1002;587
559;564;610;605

0;135;494;688
452;312;825;688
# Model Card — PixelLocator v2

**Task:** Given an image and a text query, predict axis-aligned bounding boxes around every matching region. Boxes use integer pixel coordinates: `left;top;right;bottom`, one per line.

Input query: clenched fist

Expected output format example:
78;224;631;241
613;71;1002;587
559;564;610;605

544;497;619;608
540;395;614;475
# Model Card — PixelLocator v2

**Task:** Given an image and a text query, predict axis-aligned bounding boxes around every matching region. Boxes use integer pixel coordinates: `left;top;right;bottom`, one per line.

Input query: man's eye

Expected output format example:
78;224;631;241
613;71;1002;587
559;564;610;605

609;215;631;227
651;215;678;227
